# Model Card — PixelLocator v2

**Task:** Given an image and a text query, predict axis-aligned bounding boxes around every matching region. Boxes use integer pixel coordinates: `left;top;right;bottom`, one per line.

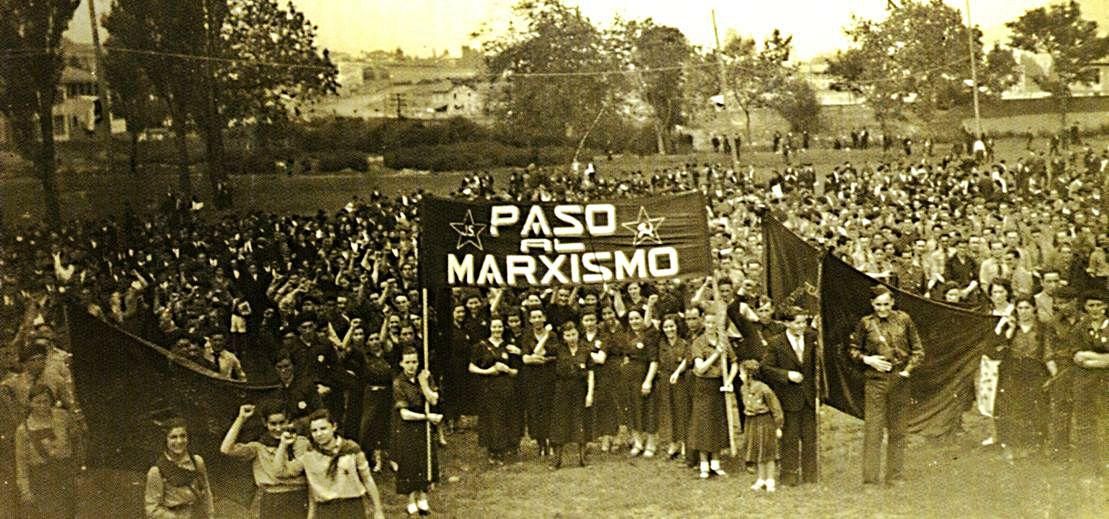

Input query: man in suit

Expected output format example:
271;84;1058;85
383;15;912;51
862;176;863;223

761;306;819;485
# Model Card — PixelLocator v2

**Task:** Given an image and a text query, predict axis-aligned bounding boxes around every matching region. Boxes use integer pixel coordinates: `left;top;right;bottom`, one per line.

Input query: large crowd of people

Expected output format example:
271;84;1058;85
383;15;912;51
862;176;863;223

0;133;1106;517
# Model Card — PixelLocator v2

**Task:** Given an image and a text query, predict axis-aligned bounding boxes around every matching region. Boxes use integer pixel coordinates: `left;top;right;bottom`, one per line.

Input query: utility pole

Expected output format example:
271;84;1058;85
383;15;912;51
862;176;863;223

711;10;739;171
88;0;114;174
394;93;406;119
964;0;982;140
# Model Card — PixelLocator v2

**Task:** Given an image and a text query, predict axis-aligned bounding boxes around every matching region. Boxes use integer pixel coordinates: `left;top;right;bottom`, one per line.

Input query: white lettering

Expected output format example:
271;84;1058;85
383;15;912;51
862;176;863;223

553;239;585;253
613;249;648;279
447;255;474;285
585;204;617;236
539;255;570;284
520;238;552;253
521;206;552;237
648;247;679;277
506;255;538;285
581;251;614;283
553;206;584;237
476;255;504;285
489;206;519;237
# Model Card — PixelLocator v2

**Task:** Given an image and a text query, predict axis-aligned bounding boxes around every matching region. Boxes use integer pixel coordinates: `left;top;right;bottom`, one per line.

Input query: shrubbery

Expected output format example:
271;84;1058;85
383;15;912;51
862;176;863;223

384;141;582;171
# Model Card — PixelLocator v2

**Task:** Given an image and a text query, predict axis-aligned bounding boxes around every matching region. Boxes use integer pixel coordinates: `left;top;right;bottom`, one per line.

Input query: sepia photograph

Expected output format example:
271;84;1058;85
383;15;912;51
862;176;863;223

0;0;1106;517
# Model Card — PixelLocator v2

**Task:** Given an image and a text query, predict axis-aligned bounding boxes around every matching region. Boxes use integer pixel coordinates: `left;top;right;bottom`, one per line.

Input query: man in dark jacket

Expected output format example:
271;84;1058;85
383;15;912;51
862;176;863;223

762;306;819;486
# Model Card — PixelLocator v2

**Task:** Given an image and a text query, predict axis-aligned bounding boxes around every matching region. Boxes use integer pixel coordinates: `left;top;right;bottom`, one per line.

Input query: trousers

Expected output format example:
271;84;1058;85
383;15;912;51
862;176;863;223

863;371;909;484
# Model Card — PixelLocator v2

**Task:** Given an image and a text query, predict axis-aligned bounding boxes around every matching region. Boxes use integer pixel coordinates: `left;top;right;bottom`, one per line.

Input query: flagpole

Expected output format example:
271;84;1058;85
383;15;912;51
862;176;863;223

711;276;738;457
421;287;432;482
813;253;826;483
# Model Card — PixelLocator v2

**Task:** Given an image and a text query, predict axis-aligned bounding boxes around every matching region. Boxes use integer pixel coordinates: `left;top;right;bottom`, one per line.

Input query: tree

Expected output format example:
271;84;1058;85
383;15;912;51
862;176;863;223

769;78;822;133
1007;0;1109;134
828;0;1014;126
103;39;169;179
0;0;82;228
718;29;796;142
480;0;627;147
104;0;207;196
615;20;693;154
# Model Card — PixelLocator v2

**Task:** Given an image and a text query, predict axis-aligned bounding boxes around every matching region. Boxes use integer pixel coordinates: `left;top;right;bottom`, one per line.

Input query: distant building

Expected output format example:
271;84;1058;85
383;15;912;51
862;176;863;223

797;60;864;106
336;61;364;90
1003;49;1108;99
394;79;486;119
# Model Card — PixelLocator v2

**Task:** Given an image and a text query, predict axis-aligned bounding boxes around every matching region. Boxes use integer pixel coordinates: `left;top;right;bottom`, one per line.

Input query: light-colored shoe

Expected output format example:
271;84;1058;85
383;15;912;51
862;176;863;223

751;479;765;490
700;469;710;479
766;479;777;492
981;436;995;446
642;448;655;458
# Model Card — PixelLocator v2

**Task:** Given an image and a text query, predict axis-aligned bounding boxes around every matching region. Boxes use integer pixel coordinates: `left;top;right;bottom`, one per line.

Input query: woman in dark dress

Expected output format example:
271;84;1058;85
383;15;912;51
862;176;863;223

445;305;473;429
502;310;527;455
623;309;660;457
658;315;692;460
14;385;76;519
995;296;1049;458
547;322;595;469
597;305;629;452
468;318;519;464
687;313;737;479
393;348;441;515
361;332;395;473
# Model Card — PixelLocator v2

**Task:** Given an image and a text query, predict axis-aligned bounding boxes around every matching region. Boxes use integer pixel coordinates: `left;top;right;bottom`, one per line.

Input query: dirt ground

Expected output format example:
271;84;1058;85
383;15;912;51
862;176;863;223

74;408;1105;518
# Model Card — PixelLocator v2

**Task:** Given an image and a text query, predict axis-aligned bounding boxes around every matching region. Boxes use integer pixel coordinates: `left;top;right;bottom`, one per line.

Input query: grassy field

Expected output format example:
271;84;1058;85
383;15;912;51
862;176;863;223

75;409;1105;518
3;135;1105;225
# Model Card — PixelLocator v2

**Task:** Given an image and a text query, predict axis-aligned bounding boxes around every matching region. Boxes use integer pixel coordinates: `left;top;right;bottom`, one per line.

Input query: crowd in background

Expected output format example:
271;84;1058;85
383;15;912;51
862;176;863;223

0;134;1106;516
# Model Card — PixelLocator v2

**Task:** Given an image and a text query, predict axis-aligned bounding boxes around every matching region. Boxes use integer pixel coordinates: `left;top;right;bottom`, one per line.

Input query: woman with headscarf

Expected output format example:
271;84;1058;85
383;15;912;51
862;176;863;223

144;417;214;519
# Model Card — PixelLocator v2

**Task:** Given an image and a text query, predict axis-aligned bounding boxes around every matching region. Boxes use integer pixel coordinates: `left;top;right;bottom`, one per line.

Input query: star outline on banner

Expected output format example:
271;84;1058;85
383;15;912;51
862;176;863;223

621;206;665;247
450;210;486;251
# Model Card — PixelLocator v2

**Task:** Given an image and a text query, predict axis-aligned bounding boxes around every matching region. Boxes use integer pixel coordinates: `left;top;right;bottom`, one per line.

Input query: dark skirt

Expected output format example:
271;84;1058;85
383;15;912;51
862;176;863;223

659;373;691;444
446;345;476;419
27;459;77;519
743;413;779;463
521;364;555;442
549;377;590;445
590;362;623;437
996;357;1047;449
394;418;440;494
257;488;309;519
314;497;364;519
478;375;517;452
360;385;392;452
688;376;728;453
622;360;658;433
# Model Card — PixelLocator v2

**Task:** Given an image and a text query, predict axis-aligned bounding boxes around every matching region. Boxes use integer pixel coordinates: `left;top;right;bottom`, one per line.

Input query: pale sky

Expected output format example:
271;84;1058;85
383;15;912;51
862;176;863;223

68;0;1108;60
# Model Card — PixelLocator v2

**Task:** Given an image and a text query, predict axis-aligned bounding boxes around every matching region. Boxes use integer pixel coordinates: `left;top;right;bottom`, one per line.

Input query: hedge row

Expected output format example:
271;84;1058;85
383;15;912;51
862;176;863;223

383;141;583;171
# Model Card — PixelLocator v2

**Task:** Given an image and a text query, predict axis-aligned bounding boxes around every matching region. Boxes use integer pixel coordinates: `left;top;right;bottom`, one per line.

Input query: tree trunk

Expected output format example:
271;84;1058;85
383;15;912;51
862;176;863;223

743;108;752;148
36;103;62;229
202;119;226;195
654;118;667;155
169;103;192;197
1059;93;1068;151
129;131;139;177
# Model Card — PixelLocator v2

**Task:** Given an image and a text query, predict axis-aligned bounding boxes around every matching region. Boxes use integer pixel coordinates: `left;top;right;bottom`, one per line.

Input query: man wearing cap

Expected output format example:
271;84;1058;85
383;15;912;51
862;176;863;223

848;286;925;486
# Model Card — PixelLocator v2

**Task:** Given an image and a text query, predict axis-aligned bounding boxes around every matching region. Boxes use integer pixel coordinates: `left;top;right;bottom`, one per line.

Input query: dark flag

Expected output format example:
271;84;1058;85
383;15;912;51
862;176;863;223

69;306;275;505
763;215;820;313
419;191;712;287
818;253;996;436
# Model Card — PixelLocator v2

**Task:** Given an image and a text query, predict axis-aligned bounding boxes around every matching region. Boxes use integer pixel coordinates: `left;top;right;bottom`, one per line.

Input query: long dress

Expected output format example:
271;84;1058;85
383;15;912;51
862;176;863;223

687;334;735;454
548;340;594;446
471;338;517;454
623;326;660;434
995;323;1048;449
589;327;624;437
392;375;439;494
657;336;691;445
360;350;394;453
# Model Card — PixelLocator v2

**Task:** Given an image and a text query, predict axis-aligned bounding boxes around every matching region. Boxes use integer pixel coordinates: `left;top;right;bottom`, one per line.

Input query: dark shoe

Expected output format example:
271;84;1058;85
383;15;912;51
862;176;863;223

578;448;587;467
744;462;756;474
549;457;562;470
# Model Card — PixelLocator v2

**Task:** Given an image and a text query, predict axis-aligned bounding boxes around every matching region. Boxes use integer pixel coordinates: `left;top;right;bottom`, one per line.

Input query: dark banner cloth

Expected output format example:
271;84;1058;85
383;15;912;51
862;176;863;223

819;253;996;437
763;216;820;313
419;192;711;287
69;307;277;504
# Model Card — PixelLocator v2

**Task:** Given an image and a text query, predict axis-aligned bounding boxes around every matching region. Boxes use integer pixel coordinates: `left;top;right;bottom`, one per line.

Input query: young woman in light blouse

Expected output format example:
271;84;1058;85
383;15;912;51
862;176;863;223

144;417;214;519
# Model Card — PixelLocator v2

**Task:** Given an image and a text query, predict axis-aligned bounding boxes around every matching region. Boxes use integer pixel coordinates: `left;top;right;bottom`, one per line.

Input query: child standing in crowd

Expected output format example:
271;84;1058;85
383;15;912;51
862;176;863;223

740;359;784;492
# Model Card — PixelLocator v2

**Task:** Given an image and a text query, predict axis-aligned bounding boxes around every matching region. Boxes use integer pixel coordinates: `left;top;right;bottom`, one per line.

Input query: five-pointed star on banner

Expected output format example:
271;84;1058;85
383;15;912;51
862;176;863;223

622;206;665;246
450;210;486;251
